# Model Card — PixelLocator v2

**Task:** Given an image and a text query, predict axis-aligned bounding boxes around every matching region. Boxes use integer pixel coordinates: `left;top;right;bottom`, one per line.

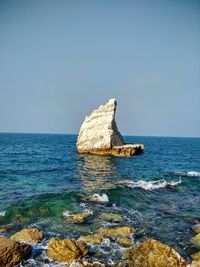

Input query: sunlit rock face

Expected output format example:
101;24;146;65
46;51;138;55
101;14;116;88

77;98;144;157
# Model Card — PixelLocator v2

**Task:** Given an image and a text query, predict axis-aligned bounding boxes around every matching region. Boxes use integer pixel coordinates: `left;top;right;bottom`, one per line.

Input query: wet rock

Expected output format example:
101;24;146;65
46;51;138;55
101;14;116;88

192;225;200;234
0;225;12;233
191;234;200;249
190;261;200;267
125;239;187;267
10;227;43;243
79;234;106;245
77;98;144;157
116;237;133;246
98;226;135;237
192;251;200;261
0;236;31;267
99;213;123;223
47;238;88;262
64;212;92;224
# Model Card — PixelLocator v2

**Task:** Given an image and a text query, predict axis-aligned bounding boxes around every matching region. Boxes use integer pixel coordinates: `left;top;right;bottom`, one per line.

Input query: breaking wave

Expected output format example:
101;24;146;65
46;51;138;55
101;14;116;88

174;171;200;177
116;178;182;191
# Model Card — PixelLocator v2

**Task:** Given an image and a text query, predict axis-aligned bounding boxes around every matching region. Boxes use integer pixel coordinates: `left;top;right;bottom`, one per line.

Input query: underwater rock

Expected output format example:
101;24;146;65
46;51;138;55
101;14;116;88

77;98;144;157
79;234;106;245
192;225;200;234
99;213;123;223
10;227;43;243
0;236;31;267
116;237;133;246
125;239;187;267
98;226;135;237
64;212;92;224
47;238;88;262
0;225;12;233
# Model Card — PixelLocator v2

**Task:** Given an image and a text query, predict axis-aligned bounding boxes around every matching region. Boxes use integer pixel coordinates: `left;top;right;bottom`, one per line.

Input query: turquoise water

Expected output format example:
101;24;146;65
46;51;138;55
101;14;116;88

0;133;200;265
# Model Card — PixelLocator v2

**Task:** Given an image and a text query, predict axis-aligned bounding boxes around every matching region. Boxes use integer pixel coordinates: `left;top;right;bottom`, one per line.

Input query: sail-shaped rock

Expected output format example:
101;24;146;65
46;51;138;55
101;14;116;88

77;98;144;157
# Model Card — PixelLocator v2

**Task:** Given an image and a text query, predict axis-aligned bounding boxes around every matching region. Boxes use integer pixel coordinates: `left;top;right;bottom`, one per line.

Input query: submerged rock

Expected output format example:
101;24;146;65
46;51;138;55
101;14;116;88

47;238;88;262
99;213;123;223
98;226;135;237
77;98;144;157
125;239;187;267
10;227;43;243
79;234;106;245
0;236;31;267
64;212;92;224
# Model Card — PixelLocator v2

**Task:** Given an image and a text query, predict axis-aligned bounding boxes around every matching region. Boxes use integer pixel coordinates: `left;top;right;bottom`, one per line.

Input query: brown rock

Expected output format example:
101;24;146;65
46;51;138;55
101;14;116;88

10;227;43;243
192;252;200;262
0;236;31;267
116;237;133;246
98;226;135;237
47;238;88;262
125;239;187;267
79;234;106;245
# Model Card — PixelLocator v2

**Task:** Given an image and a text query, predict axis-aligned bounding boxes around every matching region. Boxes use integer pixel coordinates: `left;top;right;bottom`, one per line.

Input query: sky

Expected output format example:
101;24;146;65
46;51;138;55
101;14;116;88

0;0;200;137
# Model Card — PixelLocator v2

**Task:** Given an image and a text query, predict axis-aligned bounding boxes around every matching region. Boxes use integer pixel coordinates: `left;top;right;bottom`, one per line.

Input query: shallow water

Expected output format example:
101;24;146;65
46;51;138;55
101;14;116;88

0;133;200;265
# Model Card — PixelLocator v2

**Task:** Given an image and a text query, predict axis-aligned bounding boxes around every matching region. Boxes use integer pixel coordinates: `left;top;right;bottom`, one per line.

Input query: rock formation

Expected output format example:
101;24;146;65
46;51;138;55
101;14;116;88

0;236;31;267
125;239;187;267
10;227;43;243
77;98;144;156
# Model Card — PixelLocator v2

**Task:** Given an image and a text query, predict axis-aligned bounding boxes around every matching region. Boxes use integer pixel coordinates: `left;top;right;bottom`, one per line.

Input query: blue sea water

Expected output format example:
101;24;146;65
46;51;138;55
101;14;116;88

0;133;200;266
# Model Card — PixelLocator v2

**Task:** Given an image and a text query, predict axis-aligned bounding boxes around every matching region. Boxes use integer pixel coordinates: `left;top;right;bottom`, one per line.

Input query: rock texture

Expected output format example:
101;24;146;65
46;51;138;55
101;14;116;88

125;239;187;267
0;236;31;267
10;227;43;243
79;234;106;245
98;226;135;237
47;238;88;262
77;99;144;157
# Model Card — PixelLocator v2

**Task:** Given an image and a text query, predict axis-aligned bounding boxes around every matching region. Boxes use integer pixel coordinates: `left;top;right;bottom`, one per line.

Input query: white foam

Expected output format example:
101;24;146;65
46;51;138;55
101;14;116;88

187;171;200;177
117;178;181;191
91;193;109;203
0;211;6;216
174;171;200;177
63;210;70;217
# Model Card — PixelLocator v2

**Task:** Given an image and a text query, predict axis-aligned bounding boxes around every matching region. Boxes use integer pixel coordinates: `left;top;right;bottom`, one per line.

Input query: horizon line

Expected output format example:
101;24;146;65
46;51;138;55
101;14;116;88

0;131;199;139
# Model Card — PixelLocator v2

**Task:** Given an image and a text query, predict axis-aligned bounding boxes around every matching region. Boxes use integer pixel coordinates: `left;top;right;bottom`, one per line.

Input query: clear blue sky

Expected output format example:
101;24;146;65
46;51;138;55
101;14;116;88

0;0;199;137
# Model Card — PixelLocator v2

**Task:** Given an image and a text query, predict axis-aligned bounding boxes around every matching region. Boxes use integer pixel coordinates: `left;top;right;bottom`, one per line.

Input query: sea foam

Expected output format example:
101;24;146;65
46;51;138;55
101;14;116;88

174;171;200;177
117;178;181;191
0;211;6;216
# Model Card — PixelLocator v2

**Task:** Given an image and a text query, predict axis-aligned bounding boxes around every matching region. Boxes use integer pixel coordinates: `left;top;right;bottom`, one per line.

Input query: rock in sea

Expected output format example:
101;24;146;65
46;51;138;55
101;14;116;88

0;236;31;267
125;239;187;267
47;238;88;262
10;227;43;243
77;98;144;157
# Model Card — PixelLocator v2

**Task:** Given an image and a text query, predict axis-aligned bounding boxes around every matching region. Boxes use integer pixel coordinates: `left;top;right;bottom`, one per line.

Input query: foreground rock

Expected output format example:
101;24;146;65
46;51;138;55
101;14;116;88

47;238;88;262
0;236;31;267
125;239;187;267
98;226;135;237
79;234;106;245
77;98;144;157
10;227;43;243
116;237;133;246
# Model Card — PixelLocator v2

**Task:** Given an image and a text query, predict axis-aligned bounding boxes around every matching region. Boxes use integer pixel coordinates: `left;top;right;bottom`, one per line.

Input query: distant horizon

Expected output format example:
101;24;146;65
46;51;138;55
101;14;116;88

0;131;199;139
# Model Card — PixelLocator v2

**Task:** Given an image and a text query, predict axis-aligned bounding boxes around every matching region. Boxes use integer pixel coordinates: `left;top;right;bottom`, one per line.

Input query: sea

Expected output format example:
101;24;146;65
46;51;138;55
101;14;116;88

0;133;200;266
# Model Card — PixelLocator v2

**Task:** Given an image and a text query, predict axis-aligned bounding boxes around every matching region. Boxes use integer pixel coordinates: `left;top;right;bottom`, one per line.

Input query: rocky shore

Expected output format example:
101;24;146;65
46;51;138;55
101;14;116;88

1;214;200;266
77;99;144;157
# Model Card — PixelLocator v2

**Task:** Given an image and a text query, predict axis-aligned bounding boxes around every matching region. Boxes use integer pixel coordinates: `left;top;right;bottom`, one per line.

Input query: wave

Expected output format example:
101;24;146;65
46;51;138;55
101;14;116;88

116;178;182;191
174;171;200;177
0;211;6;216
